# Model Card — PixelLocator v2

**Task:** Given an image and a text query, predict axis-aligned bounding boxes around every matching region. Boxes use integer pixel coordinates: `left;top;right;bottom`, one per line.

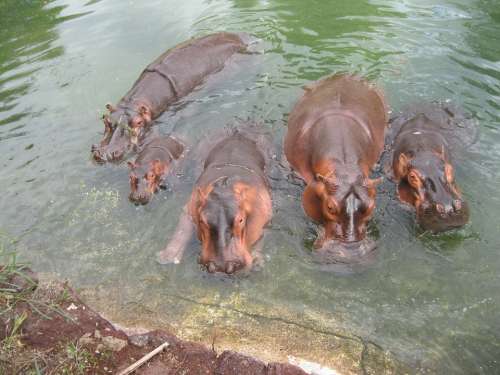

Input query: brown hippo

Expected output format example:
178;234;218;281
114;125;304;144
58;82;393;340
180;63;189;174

91;32;252;162
128;136;184;205
158;128;272;274
284;74;387;257
390;112;469;232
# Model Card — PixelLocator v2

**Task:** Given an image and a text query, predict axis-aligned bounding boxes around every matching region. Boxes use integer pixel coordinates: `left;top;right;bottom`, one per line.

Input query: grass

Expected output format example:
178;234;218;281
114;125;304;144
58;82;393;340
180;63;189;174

0;232;76;322
0;233;87;374
56;342;99;375
0;232;37;314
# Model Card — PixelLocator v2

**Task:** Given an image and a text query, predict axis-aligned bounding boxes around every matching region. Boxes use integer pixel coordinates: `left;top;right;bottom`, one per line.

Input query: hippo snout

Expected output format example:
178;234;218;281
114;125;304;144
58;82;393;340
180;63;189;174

107;149;124;161
204;259;246;275
435;199;464;216
129;191;151;205
418;199;469;232
91;146;106;163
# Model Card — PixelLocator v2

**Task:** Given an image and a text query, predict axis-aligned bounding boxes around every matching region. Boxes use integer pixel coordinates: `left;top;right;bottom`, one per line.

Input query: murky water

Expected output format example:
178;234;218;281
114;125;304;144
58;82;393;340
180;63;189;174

2;0;500;373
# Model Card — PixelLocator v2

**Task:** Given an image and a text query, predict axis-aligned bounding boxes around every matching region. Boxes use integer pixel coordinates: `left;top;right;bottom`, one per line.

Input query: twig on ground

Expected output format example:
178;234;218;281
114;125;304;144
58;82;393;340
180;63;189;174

117;342;170;375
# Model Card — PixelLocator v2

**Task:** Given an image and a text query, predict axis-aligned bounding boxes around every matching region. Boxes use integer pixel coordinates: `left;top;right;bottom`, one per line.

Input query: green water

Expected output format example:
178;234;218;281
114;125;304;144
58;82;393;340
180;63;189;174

1;0;500;373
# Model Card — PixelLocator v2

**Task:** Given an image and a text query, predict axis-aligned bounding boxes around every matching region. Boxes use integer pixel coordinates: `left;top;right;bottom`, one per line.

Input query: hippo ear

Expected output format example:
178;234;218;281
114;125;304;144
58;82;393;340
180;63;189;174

315;173;326;183
138;105;150;116
151;159;166;177
234;183;255;213
102;115;112;131
440;145;446;159
129;173;138;192
233;182;251;200
196;186;210;207
395;153;410;180
444;163;454;183
105;103;116;113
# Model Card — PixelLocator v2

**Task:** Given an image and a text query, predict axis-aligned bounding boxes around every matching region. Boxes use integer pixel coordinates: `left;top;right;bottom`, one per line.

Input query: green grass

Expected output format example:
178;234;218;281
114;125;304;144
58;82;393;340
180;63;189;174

0;232;84;374
59;342;98;375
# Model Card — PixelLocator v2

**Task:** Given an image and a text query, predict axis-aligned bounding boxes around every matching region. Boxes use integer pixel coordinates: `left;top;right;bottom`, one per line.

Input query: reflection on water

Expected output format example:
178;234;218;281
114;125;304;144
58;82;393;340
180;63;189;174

1;0;500;373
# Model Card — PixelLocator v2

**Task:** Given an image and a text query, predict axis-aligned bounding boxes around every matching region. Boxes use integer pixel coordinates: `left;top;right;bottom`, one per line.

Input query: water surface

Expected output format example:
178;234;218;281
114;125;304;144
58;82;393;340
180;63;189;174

1;0;500;373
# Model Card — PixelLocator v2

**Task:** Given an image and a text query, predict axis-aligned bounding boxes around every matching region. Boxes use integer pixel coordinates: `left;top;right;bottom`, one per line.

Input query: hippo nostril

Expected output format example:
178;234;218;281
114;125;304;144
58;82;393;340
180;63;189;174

225;262;235;274
207;262;217;273
453;199;462;212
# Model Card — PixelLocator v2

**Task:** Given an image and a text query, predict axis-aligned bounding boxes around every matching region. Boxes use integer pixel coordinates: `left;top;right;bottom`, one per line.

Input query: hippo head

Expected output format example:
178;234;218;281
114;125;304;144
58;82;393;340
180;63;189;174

394;151;469;232
304;166;380;247
193;178;255;274
91;102;153;162
128;160;166;205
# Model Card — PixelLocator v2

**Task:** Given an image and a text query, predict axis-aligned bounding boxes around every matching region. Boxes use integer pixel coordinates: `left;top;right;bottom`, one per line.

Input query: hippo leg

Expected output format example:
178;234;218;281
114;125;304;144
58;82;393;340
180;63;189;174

157;206;194;265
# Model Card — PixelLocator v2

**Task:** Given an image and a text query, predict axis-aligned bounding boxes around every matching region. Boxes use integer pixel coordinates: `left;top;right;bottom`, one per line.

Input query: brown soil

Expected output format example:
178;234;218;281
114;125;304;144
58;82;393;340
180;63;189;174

0;268;307;375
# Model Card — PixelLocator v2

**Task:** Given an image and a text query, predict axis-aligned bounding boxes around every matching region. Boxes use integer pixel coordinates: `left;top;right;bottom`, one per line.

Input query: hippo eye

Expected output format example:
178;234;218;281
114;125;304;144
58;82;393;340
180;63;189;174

326;201;337;214
236;216;245;226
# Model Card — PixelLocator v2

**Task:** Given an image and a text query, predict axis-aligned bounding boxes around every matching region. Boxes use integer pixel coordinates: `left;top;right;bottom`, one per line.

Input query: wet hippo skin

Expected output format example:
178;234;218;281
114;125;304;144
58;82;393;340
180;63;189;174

158;128;272;274
91;32;251;163
284;74;387;260
128;136;184;205
390;112;470;232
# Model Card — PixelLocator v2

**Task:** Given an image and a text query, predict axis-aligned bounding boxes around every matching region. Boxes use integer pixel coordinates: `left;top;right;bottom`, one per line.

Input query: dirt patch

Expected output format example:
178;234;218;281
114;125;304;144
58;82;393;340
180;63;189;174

0;267;308;374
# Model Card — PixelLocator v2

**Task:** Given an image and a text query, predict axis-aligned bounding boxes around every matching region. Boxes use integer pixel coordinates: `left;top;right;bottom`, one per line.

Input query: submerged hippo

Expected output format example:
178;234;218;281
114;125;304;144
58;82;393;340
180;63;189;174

158;128;272;274
91;32;251;162
128;136;184;205
284;74;387;259
390;112;469;232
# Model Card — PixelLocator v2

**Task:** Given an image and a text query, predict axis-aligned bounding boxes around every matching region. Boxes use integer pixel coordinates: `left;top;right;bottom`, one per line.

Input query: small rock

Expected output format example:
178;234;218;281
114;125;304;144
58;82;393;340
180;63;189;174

79;333;95;346
94;329;101;339
67;303;78;311
129;333;150;348
102;336;127;352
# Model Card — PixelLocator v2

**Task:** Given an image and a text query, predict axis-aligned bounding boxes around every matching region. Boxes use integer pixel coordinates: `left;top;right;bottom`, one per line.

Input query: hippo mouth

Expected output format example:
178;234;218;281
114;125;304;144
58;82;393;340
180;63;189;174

313;237;377;267
129;191;152;205
417;203;470;233
91;144;127;163
204;261;245;275
91;144;107;163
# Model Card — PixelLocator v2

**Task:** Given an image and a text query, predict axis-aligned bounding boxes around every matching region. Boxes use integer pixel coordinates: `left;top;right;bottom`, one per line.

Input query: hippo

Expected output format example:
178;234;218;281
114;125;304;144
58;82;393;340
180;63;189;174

390;112;469;232
284;74;387;258
157;128;272;274
128;136;184;205
91;32;252;162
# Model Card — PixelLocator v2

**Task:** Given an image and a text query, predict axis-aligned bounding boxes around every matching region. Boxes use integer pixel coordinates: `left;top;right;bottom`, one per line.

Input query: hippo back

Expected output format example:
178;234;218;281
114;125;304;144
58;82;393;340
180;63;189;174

129;33;247;106
285;74;387;176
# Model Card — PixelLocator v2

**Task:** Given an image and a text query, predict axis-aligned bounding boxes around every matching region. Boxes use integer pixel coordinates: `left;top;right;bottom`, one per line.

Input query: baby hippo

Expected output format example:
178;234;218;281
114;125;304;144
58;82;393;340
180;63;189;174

158;129;272;274
391;113;469;232
128;136;184;205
